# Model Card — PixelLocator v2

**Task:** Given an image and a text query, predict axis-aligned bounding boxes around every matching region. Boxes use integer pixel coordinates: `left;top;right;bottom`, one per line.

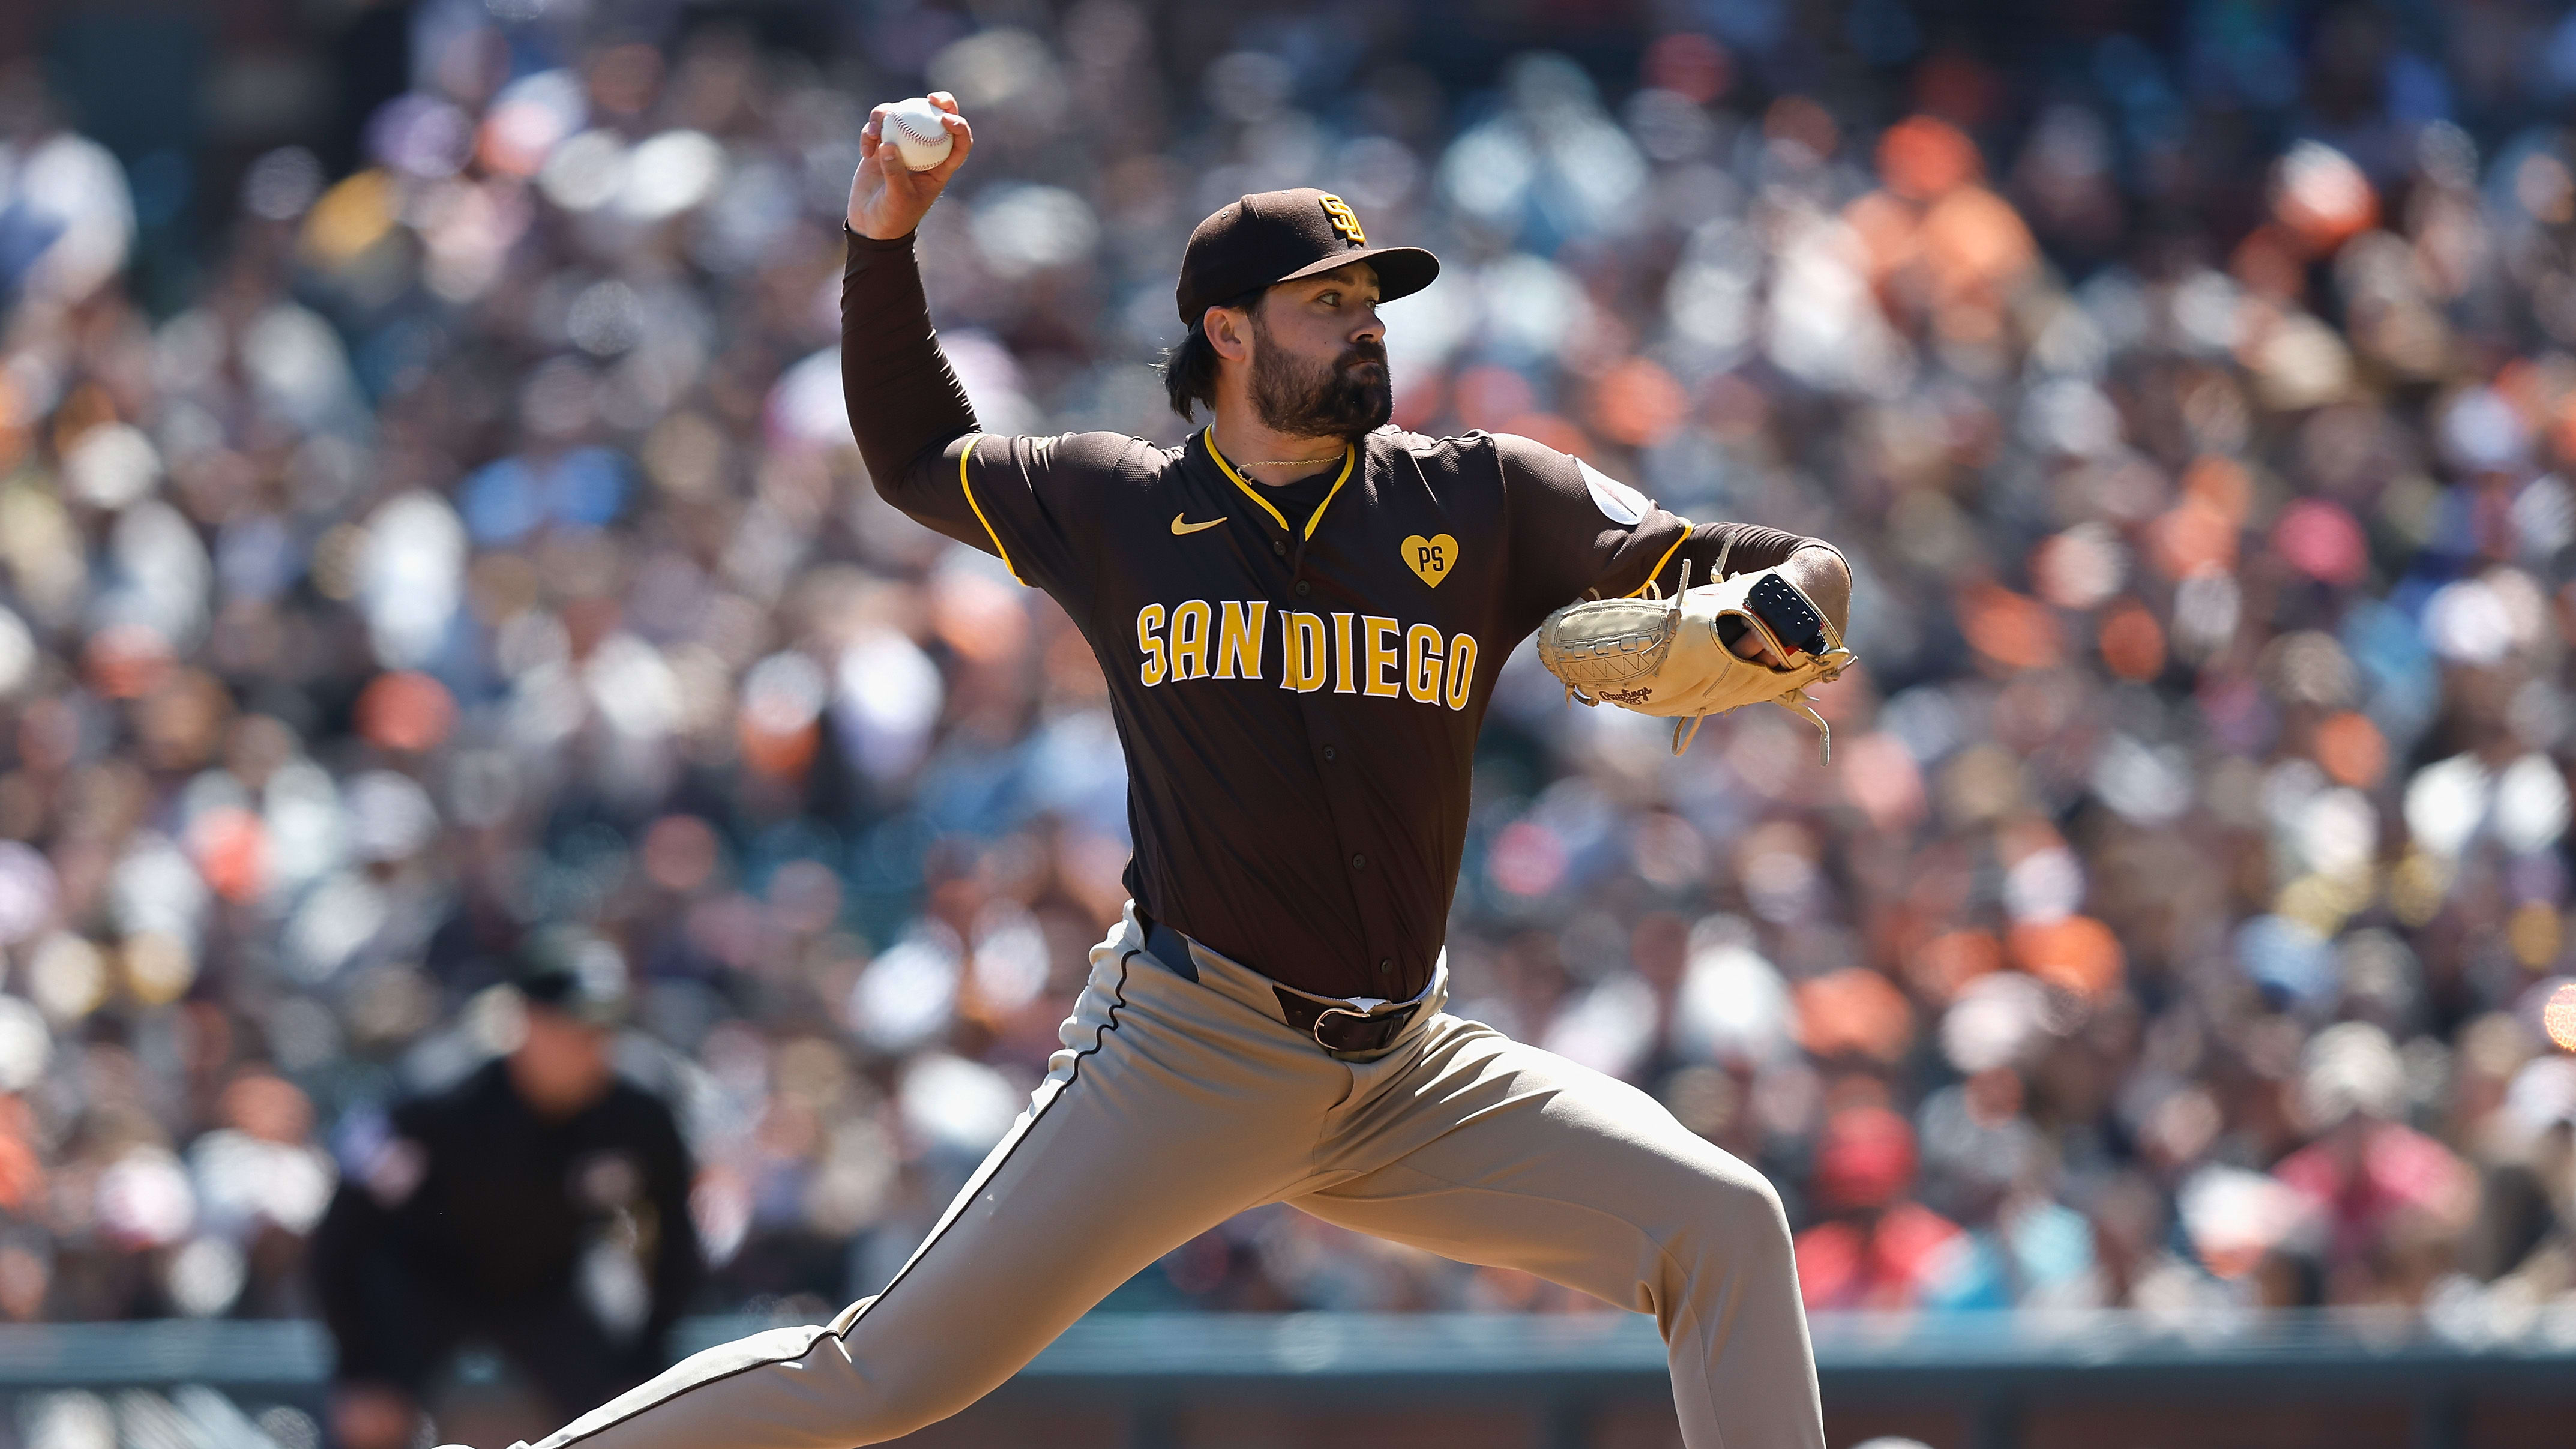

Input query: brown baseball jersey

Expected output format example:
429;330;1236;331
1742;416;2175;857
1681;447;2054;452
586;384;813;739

841;230;1817;1001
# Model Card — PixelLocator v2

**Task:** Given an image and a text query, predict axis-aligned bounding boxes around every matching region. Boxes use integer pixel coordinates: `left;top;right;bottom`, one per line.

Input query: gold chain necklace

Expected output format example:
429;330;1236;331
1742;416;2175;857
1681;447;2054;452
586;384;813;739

1216;432;1344;471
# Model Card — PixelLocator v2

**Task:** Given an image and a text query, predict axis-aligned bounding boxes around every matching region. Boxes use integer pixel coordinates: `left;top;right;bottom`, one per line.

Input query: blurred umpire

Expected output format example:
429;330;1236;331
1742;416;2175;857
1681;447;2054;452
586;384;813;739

311;932;702;1449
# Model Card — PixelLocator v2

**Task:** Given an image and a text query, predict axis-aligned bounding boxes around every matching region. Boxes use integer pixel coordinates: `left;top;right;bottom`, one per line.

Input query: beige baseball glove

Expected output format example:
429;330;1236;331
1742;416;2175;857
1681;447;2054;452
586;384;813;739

1536;560;1855;759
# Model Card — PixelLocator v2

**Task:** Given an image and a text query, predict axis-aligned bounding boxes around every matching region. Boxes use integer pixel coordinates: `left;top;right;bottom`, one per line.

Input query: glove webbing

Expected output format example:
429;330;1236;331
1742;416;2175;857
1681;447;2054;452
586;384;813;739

1675;538;1851;762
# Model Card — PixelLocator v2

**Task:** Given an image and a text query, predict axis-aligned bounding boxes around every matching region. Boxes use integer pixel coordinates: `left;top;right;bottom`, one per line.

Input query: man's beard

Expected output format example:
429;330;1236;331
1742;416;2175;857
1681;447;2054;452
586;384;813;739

1250;331;1392;441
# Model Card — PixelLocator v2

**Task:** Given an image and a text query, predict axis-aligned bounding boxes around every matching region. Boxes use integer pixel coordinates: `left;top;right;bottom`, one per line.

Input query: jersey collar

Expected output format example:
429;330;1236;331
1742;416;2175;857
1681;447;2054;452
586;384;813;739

1203;427;1355;541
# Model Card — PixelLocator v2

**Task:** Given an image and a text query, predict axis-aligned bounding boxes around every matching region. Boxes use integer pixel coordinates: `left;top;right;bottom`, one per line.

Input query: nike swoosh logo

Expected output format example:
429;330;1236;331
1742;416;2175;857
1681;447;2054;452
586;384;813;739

1170;514;1226;535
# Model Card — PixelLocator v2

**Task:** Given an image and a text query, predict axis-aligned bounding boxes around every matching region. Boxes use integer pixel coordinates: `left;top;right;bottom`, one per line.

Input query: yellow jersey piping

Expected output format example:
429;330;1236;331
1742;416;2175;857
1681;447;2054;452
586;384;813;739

1303;446;1356;540
955;436;1025;585
1204;428;1355;540
1625;525;1690;598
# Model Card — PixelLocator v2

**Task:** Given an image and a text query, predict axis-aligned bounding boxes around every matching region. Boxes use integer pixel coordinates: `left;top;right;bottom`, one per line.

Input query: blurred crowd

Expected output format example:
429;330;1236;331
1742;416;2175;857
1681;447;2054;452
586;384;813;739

0;0;2572;1339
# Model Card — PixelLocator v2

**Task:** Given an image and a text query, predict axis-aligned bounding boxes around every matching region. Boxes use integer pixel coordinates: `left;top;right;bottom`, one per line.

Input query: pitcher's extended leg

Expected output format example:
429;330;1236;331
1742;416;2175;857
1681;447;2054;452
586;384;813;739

519;948;1321;1449
1301;1019;1825;1449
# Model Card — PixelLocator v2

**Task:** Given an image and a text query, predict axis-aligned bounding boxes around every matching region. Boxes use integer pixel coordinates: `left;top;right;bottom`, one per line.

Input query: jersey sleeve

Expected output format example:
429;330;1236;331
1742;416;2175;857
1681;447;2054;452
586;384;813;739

883;430;1142;601
1495;433;1698;628
1495;433;1834;637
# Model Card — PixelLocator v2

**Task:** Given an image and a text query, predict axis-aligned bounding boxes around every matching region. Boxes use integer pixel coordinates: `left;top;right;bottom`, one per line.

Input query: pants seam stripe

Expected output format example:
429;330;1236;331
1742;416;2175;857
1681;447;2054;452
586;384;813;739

838;949;1136;1339
543;954;1140;1448
1665;1298;1730;1449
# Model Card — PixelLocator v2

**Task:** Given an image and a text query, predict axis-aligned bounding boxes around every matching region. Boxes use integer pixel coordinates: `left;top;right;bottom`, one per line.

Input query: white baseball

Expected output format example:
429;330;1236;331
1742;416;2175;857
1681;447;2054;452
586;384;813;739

882;98;954;171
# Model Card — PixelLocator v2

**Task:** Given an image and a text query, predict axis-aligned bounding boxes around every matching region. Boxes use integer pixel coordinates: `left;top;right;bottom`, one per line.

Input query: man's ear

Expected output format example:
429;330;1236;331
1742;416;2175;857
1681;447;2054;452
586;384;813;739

1205;305;1253;363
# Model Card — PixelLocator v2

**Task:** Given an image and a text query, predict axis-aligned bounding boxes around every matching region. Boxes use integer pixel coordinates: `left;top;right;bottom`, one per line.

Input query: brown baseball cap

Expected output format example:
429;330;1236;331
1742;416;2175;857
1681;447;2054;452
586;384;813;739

1175;187;1439;327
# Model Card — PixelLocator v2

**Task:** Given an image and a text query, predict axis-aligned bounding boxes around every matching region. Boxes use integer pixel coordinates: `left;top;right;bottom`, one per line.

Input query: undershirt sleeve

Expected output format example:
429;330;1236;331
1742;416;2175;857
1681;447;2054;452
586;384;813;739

1668;522;1819;588
841;227;978;520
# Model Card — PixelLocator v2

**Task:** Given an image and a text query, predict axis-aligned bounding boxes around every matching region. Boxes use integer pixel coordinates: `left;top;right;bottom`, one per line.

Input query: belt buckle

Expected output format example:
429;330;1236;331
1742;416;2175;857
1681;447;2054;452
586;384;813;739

1311;1004;1400;1053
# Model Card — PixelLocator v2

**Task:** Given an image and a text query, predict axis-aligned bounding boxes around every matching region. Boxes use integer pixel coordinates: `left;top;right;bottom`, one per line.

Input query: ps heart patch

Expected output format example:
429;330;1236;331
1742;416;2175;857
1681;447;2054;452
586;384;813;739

1402;534;1458;587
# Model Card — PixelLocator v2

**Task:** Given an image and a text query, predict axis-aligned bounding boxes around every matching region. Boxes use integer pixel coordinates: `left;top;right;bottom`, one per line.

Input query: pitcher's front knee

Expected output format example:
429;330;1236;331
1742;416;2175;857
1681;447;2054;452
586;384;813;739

1661;1152;1797;1288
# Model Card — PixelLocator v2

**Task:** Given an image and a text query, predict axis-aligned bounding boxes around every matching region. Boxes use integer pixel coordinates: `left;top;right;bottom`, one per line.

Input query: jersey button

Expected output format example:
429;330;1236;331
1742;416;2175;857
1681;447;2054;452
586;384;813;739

1379;959;1394;976
1294;580;1311;596
1321;746;1337;761
1350;853;1366;870
1272;541;1286;556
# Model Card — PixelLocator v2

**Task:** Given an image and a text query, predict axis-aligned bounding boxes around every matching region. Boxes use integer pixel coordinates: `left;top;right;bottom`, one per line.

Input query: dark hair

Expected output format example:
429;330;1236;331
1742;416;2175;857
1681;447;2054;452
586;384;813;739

1160;285;1266;420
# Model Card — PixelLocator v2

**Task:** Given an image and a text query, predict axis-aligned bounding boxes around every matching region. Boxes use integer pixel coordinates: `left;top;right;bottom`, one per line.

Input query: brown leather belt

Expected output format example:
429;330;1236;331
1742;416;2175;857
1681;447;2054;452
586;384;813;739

1143;918;1419;1054
1268;985;1421;1055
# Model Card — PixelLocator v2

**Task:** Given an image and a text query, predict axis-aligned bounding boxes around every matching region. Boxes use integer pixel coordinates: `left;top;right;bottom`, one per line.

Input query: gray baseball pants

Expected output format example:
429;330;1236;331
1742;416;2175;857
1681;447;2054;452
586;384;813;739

514;905;1824;1449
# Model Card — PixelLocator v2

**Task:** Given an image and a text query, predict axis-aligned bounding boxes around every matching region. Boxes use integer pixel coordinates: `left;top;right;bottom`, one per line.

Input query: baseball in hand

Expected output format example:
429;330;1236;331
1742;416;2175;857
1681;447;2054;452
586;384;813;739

882;98;955;171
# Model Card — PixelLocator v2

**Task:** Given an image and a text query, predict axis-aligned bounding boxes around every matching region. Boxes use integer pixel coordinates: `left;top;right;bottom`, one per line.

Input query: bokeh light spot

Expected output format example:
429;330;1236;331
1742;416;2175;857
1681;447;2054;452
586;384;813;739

355;670;457;753
1488;819;1568;899
1794;968;1914;1064
2272;498;2368;586
1877;114;1981;201
2314;711;2388;788
1955;581;2062;671
1588;357;1688;447
2008;914;2125;999
1642;31;1732;104
187;807;268;903
2516;906;2567;975
83;623;174;699
2097;599;2165;681
642;815;720;894
2273;139;2377;250
2544;980;2576;1052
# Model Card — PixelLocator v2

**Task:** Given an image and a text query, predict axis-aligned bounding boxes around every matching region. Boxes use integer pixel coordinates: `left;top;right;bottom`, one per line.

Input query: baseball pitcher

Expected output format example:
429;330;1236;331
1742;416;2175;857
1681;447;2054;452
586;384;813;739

490;93;1848;1449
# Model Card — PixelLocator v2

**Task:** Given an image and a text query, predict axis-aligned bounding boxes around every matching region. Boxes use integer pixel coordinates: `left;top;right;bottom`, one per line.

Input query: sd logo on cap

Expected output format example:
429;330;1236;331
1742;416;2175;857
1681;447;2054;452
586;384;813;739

1173;187;1438;327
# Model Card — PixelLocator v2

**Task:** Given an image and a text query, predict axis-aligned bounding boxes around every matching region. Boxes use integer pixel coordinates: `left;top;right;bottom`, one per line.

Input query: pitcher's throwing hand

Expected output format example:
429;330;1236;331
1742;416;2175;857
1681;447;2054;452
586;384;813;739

847;91;971;241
